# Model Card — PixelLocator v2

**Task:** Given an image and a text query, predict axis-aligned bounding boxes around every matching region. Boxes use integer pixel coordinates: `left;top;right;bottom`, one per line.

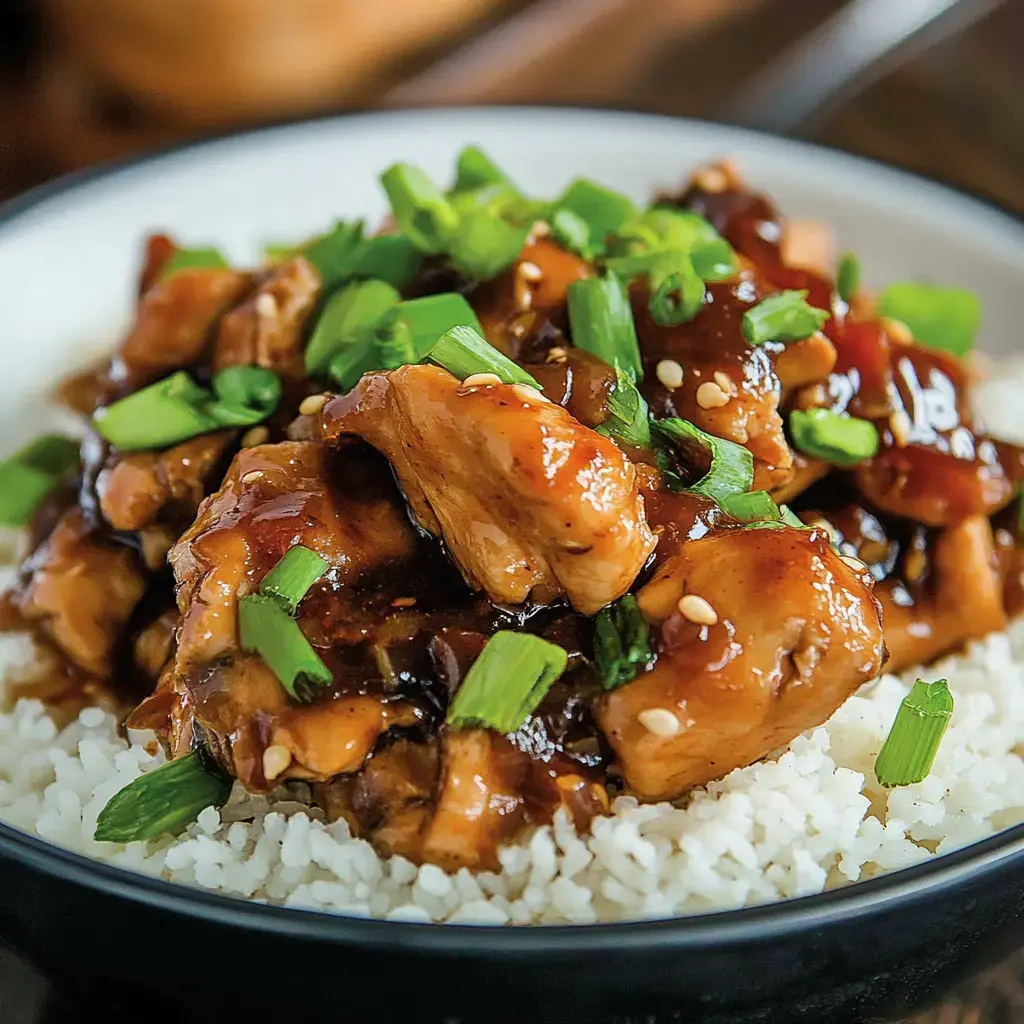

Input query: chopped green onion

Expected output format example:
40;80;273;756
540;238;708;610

303;220;365;291
555;179;636;251
721;489;780;523
789;408;879;468
345;233;423;289
612;208;737;283
239;594;332;701
551;208;593;259
649;257;706;326
742;290;829;346
877;281;981;357
94;750;232;843
780;505;805;529
447;631;568;734
260;545;329;616
875;678;953;788
566;273;643;382
393;293;485;360
380;163;459;254
305;280;401;376
652;418;753;504
593;594;654;690
209;366;282;425
836;252;860;303
0;435;80;526
428;325;539;388
158;247;228;281
328;340;376;392
597;364;651;448
449;210;530;280
453;145;509;192
691;238;738;282
373;314;419;370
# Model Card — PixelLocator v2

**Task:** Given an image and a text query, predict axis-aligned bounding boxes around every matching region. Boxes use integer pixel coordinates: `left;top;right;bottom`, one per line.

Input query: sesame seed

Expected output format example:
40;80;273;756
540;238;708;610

678;594;718;625
656;359;684;390
637;708;680;738
841;554;865;573
530;219;551;238
808;517;838;543
514;278;533;312
240;470;264;484
889;409;911;447
904;549;927;582
262;744;292;781
693;166;728;193
546;346;568;364
240;426;270;449
882;317;913;345
298;393;329;416
518;261;543;283
255;293;277;318
391;596;418;608
713;370;735;394
512;383;549;404
696;381;730;409
462;372;503;388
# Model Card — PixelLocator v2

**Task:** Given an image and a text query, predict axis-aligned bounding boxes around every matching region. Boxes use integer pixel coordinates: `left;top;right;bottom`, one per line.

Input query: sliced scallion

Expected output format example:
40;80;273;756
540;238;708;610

551;208;593;259
449;210;530;280
447;631;568;734
0;435;80;526
453;145;509;192
691;238;738;282
597;364;651;448
555;179;636;252
836;252;860;304
721;489;781;523
394;293;485;360
94;750;232;843
428;325;539;388
875;678;953;788
158;246;228;281
373;314;419;370
742;290;829;346
652;418;753;504
566;273;644;382
303;220;365;291
260;545;329;616
380;163;459;254
789;408;879;468
305;279;401;376
328;340;376;392
877;281;981;357
593;594;654;690
649;257;706;326
209;366;282;425
343;233;422;289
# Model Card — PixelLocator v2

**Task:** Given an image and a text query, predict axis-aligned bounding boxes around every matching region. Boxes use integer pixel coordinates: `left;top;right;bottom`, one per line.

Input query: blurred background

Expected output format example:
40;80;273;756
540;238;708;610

0;0;1022;213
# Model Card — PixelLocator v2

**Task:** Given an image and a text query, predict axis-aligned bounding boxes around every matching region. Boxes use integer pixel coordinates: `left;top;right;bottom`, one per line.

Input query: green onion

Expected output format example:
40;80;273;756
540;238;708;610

789;408;879;468
597;364;651;447
260;545;329;616
209;366;282;425
158;246;228;281
305;280;401;376
652;418;753;504
303;220;365;291
780;505;805;529
447;631;568;733
836;252;860;303
239;594;332;701
555;179;636;251
328;340;376;391
593;594;654;690
691;238;738;282
94;750;232;843
449;210;530;280
373;314;419;370
742;290;829;346
428;325;539;388
0;435;80;526
649;257;706;326
380;163;459;254
877;281;981;357
345;233;423;289
393;293;485;360
875;678;953;788
721;489;780;523
551;208;593;259
612;208;737;282
566;273;644;382
453;145;509;192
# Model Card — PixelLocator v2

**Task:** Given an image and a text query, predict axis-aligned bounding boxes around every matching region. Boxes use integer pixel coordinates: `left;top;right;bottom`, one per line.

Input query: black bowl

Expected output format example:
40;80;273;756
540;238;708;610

1;111;1023;1024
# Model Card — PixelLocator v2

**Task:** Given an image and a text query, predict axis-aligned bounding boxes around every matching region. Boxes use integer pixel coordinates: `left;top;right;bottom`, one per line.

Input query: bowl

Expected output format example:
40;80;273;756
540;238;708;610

0;108;1023;1024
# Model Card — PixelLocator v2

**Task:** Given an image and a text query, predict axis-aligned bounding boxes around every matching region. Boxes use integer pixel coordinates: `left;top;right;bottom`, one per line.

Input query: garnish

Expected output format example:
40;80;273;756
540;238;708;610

741;290;829;346
721;489;781;523
651;418;754;504
428;325;539;388
836;252;860;304
158;246;228;281
94;751;232;843
449;211;531;280
446;631;568;734
380;163;460;254
877;281;981;356
260;545;329;616
0;435;80;526
789;408;879;468
208;367;283;425
649;256;706;326
551;208;593;259
593;594;654;690
611;207;738;282
874;678;954;788
597;365;651;448
390;293;485;360
305;280;401;376
566;273;644;382
554;179;636;252
453;145;510;192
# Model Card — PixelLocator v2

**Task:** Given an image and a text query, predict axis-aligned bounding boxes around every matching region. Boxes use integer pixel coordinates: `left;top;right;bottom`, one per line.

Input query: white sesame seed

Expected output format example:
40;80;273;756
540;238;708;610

882;317;913;345
391;596;418;608
696;381;730;409
240;470;264;485
678;594;718;625
514;278;533;312
904;549;927;583
262;744;292;781
298;393;329;416
255;293;277;318
462;372;503;388
637;708;681;738
656;359;684;390
512;383;549;404
530;219;551;239
518;261;543;283
713;370;735;395
841;554;865;573
546;346;568;364
808;517;837;543
240;426;270;449
889;409;912;447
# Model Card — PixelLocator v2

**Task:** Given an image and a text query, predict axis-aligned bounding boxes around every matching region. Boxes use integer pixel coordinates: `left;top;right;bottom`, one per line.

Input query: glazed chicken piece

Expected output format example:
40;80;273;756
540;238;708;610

13;509;146;677
597;525;885;801
213;256;321;381
322;363;657;615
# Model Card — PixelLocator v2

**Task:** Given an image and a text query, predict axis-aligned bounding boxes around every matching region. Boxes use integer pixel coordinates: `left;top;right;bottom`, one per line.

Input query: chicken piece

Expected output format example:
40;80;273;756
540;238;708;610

322;364;656;615
111;266;251;392
597;526;884;801
137;233;178;296
774;332;837;397
213;256;320;380
96;431;236;532
14;509;146;677
780;219;834;276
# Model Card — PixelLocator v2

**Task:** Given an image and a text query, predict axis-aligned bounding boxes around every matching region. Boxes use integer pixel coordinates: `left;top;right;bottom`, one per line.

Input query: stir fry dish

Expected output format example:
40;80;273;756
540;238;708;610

2;151;1020;871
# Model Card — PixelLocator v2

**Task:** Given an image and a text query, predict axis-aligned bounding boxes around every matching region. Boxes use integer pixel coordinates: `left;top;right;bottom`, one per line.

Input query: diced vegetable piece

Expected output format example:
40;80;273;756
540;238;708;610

209;366;283;425
428;325;539;388
449;211;531;280
789;408;879;468
260;545;329;616
875;679;953;788
305;280;401;376
742;290;829;346
453;145;510;192
380;163;459;254
551;208;593;259
593;594;654;690
566;273;644;382
0;435;80;526
836;252;860;303
877;281;981;356
555;179;636;250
